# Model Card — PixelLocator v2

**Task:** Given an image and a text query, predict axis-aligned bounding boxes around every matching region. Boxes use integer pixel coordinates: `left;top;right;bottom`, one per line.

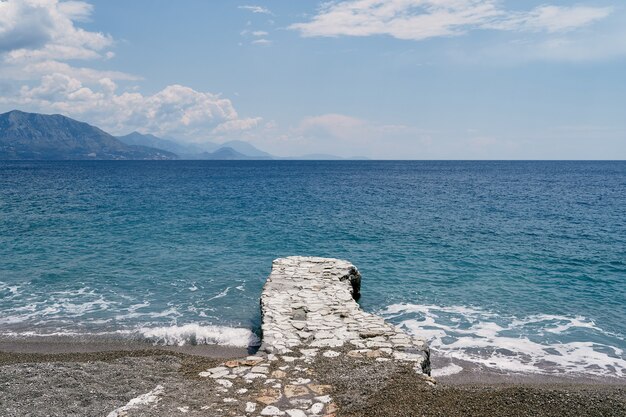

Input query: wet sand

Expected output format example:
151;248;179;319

0;335;250;358
1;339;625;417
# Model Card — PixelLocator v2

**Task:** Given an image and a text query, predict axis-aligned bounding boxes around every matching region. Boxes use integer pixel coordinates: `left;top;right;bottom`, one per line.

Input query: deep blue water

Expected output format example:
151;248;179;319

1;161;625;376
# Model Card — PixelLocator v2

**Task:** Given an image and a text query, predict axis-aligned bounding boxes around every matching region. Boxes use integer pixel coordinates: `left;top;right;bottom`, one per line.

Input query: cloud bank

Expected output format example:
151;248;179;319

0;0;260;141
290;1;612;41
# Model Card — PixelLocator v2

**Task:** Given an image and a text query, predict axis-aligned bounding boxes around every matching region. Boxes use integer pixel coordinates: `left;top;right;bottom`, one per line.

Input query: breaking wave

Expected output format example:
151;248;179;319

382;303;626;377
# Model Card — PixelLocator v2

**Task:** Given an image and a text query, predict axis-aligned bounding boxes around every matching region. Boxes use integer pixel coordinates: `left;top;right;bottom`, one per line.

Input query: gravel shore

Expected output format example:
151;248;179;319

313;351;626;417
1;344;624;417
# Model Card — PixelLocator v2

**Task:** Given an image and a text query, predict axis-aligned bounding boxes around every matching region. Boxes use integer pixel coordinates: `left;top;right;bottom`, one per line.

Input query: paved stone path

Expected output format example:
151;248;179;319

105;257;431;416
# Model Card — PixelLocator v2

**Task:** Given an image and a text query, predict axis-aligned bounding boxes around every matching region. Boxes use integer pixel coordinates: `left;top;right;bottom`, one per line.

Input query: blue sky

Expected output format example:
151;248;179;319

0;0;625;159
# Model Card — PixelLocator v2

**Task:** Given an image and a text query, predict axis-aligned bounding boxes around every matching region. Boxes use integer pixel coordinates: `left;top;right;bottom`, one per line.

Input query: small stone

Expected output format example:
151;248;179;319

308;384;332;395
315;395;332;404
290;398;313;407
251;366;270;374
209;369;230;379
286;410;307;417
292;321;307;330
261;405;285;416
245;373;267;380
291;378;311;385
233;366;249;375
236;388;248;394
242;359;263;366
300;349;318;357
207;366;228;374
309;403;324;414
245;402;256;413
359;329;385;338
224;360;240;368
257;388;281;405
322;350;340;358
284;385;310;398
366;349;383;358
271;370;287;378
215;379;233;388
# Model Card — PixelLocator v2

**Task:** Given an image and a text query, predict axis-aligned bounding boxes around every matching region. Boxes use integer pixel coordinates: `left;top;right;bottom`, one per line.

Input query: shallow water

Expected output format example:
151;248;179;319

1;160;624;376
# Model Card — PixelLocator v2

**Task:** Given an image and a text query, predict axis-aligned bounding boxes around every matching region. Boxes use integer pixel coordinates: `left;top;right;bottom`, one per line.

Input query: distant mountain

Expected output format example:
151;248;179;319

0;110;176;160
118;131;273;160
293;153;344;160
0;110;365;161
220;140;273;159
199;147;255;160
117;131;203;156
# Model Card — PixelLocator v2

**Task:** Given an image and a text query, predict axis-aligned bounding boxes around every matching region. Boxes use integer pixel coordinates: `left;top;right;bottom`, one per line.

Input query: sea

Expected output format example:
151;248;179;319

1;161;624;378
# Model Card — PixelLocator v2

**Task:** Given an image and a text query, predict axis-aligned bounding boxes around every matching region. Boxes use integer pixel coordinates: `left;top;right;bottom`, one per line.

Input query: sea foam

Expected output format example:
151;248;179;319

383;303;626;377
136;323;260;347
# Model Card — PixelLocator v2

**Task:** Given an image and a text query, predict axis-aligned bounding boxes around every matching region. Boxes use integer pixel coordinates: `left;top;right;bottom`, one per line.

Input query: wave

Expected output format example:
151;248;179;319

0;282;20;296
382;303;626;377
135;324;259;347
1;323;260;348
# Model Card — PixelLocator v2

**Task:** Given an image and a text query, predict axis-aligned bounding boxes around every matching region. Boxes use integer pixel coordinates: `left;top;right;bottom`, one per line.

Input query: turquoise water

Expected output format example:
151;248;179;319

1;161;625;376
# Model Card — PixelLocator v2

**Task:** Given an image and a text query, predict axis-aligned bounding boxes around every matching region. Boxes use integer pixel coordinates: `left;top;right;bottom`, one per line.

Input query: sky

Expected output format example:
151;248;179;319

0;0;625;159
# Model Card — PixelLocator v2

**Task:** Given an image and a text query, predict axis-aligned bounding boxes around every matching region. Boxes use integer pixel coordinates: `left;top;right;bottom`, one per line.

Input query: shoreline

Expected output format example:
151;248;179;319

0;334;251;358
2;257;624;416
1;335;623;386
1;344;624;417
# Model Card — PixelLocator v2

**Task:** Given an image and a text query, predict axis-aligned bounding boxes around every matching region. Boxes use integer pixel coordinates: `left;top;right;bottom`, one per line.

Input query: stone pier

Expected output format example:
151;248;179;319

193;256;431;416
260;257;430;373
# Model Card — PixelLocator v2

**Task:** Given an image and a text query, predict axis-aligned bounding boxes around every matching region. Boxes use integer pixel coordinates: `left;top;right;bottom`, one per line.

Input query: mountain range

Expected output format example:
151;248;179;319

0;110;175;160
0;110;365;160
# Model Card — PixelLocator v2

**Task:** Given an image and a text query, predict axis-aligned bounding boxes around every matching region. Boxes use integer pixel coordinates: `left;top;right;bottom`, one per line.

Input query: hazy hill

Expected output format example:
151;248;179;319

198;147;252;160
118;131;273;160
0;110;176;160
117;131;204;156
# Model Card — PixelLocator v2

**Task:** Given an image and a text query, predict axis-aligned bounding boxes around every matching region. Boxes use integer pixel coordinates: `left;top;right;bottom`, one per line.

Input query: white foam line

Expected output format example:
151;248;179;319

383;303;626;377
208;287;231;301
106;385;164;417
137;323;260;347
431;363;463;377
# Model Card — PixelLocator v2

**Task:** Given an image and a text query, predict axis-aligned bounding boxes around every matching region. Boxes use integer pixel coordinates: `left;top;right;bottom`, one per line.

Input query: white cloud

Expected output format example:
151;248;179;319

487;5;612;33
251;38;272;46
299;113;369;141
250;113;432;158
290;1;611;41
0;0;112;60
0;0;262;142
2;75;261;140
212;117;263;134
238;5;272;15
240;29;273;46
